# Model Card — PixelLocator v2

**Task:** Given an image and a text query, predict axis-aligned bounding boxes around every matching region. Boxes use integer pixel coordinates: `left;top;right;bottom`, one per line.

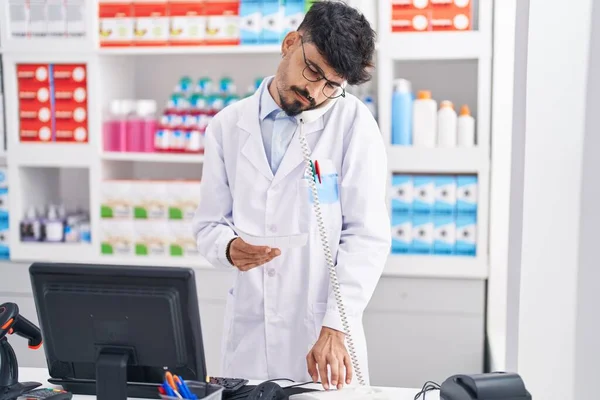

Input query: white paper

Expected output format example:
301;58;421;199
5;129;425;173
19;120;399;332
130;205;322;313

222;217;307;249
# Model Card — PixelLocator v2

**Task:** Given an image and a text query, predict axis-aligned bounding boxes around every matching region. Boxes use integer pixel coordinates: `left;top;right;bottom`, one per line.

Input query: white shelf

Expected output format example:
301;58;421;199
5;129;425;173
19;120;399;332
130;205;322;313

101;152;204;164
10;242;95;263
384;255;488;279
8;143;95;168
385;31;490;61
387;147;488;173
98;255;213;269
98;45;282;56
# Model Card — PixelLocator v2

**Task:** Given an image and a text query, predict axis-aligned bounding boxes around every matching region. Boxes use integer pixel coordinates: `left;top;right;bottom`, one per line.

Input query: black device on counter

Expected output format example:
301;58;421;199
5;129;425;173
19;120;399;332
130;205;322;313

16;388;72;400
29;262;247;400
440;372;532;400
0;302;44;400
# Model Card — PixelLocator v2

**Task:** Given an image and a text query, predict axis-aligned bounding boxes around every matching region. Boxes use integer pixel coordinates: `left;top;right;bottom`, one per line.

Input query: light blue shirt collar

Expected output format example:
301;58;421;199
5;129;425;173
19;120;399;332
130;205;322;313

259;78;284;121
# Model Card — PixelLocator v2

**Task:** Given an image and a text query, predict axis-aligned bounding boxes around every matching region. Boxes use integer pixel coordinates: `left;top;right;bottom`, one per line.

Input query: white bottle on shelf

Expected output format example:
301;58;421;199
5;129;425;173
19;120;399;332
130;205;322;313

457;104;476;147
412;90;437;147
437;100;457;147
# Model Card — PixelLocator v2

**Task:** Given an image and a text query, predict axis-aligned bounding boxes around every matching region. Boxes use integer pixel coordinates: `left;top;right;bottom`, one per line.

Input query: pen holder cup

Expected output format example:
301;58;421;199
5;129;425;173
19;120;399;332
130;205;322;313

159;381;224;400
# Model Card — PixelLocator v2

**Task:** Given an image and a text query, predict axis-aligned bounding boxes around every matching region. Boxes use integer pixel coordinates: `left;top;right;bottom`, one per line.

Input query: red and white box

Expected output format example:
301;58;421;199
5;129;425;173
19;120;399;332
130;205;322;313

204;0;240;46
99;1;135;47
391;0;472;32
52;64;87;85
391;10;432;32
169;0;207;46
53;64;89;143
19;101;53;142
55;120;88;143
133;0;170;46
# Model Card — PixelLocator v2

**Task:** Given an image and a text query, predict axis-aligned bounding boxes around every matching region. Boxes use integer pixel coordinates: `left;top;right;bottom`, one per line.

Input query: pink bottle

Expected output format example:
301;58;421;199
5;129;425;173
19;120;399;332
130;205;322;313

103;100;124;152
136;100;158;152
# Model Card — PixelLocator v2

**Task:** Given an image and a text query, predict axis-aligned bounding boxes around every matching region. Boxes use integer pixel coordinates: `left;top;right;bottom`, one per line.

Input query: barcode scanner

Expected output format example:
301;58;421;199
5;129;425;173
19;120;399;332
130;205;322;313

0;302;43;400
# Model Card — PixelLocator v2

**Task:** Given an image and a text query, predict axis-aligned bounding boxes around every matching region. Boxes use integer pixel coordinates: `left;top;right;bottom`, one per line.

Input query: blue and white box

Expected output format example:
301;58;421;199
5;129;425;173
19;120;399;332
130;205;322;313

240;0;262;45
261;0;283;44
0;168;8;224
455;214;477;256
413;175;435;214
391;212;412;254
282;0;304;40
391;174;413;213
434;214;456;255
0;219;9;260
434;175;457;215
457;175;478;215
411;214;433;254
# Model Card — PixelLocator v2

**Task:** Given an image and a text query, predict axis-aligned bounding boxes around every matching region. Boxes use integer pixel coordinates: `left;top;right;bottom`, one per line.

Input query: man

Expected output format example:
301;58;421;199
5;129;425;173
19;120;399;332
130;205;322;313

192;1;391;391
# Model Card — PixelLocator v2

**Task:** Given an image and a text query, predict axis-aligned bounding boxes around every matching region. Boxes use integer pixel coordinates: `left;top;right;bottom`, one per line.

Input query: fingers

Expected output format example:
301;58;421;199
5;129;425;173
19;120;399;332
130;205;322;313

306;352;318;383
318;355;329;390
328;355;339;389
235;239;279;256
344;354;353;385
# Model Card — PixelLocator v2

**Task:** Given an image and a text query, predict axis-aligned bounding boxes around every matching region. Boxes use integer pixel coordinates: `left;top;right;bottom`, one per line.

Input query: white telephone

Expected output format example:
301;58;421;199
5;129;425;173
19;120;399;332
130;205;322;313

292;102;388;399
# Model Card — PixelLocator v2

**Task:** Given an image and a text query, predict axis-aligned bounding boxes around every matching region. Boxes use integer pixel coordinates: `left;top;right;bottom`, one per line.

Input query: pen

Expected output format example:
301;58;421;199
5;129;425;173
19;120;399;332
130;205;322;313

175;375;196;399
314;160;322;184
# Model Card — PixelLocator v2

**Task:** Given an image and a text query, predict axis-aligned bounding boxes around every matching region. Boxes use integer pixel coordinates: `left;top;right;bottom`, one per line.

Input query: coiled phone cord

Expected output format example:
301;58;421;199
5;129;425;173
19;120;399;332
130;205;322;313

298;123;365;386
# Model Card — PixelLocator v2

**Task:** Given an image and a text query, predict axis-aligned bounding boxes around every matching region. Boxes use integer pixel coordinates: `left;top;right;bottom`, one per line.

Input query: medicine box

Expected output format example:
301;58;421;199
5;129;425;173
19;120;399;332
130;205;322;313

434;175;457;215
413;175;435;214
455;214;476;256
134;220;169;256
167;181;202;220
456;175;478;215
100;220;135;256
282;0;304;40
101;180;133;219
261;0;283;44
133;0;170;46
391;174;413;213
433;214;455;255
411;214;433;254
99;1;135;47
240;0;261;44
205;0;241;45
391;212;412;254
0;219;9;260
169;1;207;45
169;221;200;257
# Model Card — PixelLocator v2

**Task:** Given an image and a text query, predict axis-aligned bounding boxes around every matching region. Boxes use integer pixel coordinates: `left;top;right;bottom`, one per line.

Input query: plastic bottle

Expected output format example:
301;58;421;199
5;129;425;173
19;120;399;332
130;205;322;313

103;100;124;152
437;100;457;147
20;206;41;242
128;100;158;153
412;90;437;147
457;104;475;147
119;100;136;152
43;205;64;243
391;79;413;146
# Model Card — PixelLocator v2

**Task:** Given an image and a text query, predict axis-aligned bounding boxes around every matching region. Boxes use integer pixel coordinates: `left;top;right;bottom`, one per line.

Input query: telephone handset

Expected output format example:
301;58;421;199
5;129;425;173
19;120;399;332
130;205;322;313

295;97;366;386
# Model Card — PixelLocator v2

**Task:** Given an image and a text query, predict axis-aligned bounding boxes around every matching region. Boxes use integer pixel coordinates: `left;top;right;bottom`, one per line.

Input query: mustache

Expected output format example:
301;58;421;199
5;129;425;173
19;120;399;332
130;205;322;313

290;86;315;106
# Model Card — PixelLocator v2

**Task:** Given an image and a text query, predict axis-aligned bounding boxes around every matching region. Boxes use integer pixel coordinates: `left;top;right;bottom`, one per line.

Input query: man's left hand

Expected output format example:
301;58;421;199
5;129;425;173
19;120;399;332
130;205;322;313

306;327;353;390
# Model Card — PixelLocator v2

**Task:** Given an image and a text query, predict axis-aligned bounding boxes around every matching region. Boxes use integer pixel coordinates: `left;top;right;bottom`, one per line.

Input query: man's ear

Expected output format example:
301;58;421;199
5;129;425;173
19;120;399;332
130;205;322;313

281;31;299;58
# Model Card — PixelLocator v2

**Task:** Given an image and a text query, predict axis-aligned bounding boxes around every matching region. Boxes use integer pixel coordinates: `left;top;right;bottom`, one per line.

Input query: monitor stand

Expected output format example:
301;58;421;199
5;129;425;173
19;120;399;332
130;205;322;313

96;350;130;400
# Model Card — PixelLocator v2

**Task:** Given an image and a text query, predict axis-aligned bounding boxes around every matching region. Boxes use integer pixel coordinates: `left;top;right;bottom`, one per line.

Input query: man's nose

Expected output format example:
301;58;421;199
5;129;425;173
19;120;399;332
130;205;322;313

305;82;321;100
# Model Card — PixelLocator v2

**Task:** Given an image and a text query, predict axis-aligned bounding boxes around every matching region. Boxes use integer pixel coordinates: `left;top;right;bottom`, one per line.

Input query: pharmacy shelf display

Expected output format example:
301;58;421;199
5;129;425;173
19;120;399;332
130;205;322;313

0;0;492;279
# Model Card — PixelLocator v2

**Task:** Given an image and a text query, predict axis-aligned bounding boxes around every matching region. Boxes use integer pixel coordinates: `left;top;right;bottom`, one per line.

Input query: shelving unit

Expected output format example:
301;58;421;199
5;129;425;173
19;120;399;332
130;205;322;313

0;1;493;280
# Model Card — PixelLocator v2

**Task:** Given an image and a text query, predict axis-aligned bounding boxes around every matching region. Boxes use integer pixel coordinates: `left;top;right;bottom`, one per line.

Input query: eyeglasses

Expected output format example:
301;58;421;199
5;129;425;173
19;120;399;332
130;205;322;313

299;35;346;99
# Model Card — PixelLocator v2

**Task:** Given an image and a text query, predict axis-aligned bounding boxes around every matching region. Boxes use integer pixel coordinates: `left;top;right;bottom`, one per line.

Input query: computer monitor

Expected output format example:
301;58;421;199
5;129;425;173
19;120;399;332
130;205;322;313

29;262;207;400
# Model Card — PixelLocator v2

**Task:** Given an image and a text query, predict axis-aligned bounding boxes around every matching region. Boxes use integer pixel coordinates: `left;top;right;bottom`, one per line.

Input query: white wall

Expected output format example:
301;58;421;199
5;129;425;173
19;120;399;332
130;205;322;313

513;0;595;398
574;0;600;397
486;0;516;372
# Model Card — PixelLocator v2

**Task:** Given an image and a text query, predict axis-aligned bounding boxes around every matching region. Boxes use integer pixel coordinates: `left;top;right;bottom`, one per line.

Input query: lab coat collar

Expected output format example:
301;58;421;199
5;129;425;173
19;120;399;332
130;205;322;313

238;77;330;185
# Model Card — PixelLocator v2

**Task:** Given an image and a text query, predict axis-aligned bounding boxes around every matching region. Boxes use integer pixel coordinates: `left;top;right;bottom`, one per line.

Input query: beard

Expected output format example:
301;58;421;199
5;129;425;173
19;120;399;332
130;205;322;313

278;85;317;117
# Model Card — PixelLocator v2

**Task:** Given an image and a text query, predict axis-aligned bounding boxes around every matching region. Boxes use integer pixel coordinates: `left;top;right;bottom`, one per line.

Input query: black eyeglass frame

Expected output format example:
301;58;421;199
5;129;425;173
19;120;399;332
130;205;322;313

299;35;346;99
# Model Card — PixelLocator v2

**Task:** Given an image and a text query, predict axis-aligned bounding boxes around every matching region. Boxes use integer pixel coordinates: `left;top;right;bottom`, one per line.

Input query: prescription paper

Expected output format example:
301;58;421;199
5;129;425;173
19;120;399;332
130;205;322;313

221;216;308;248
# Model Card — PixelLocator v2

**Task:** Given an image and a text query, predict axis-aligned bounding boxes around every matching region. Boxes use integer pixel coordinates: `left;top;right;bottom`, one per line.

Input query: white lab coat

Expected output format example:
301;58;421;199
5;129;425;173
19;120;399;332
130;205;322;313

192;78;391;384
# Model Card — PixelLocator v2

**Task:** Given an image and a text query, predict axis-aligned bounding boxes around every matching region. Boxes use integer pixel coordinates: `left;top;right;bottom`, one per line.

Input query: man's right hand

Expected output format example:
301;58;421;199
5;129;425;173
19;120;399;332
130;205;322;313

228;238;281;271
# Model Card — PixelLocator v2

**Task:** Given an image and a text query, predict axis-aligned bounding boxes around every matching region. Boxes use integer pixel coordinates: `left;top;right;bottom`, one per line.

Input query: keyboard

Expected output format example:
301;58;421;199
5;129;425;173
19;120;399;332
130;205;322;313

209;376;249;393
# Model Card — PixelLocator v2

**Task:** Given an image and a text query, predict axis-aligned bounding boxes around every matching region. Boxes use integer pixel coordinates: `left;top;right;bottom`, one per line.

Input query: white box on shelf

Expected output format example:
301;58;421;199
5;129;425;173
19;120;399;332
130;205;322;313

391;211;411;254
133;219;169;257
100;219;135;257
167;180;201;221
411;214;433;254
455;214;477;256
391;174;413;214
434;214;456;255
434;175;457;214
168;220;199;257
101;180;133;219
457;175;478;215
131;181;168;220
46;0;67;37
413;175;435;214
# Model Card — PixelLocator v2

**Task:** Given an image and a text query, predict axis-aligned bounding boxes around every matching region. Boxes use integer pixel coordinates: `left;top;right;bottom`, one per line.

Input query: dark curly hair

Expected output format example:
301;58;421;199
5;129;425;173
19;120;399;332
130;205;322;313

297;1;376;86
